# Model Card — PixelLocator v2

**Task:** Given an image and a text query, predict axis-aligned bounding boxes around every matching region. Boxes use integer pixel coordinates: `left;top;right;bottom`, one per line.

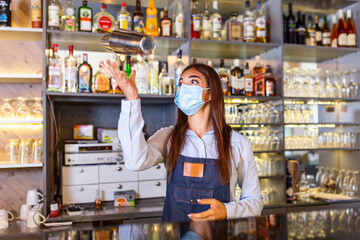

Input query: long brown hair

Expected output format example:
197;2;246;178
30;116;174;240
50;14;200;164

166;63;232;184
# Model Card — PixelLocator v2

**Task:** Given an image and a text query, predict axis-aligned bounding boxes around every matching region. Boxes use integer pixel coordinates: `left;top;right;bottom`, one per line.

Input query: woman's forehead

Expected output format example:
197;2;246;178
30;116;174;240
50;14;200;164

181;68;206;80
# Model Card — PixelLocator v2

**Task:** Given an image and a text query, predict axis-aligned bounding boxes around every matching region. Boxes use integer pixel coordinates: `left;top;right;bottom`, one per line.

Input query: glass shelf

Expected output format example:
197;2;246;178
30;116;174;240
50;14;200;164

0;27;42;41
285;147;360;151
47;29;187;55
191;39;279;59
253;150;283;153
284;97;360;104
0;74;42;83
259;175;283;180
229;123;283;128
0;120;43;126
282;0;358;12
224;95;282;104
0;163;43;169
285;123;360;127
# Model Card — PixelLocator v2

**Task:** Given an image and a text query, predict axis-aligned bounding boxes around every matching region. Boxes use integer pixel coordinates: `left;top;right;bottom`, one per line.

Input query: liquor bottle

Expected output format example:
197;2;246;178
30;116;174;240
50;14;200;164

93;3;115;33
78;54;92;93
244;62;253;96
286;162;293;203
191;0;201;39
48;0;60;30
255;1;266;43
296;11;306;44
243;1;255;42
93;65;110;93
145;0;158;36
47;44;62;92
174;49;185;91
210;0;222;40
330;15;338;47
31;0;42;28
264;65;276;96
135;56;149;94
346;9;356;48
64;45;78;93
148;56;159;94
253;56;265;96
125;55;132;78
314;15;322;46
207;60;213;68
306;16;316;46
256;216;269;240
117;3;131;30
200;2;211;40
160;7;172;37
230;59;245;95
248;217;257;240
283;14;287;43
174;0;185;38
159;62;172;95
286;3;296;43
218;59;229;95
133;0;145;33
60;0;76;31
337;9;347;48
192;58;197;64
78;0;92;32
226;12;242;41
94;189;101;208
322;16;331;47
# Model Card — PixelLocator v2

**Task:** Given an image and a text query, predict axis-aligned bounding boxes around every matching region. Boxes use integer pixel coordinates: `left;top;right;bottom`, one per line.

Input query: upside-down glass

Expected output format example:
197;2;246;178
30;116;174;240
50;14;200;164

5;139;19;164
19;139;32;164
14;98;31;121
30;98;43;120
32;139;43;163
0;99;15;120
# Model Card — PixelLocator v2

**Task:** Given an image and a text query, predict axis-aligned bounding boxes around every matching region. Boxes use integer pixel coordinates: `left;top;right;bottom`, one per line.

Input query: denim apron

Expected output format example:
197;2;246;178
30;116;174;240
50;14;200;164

162;155;230;222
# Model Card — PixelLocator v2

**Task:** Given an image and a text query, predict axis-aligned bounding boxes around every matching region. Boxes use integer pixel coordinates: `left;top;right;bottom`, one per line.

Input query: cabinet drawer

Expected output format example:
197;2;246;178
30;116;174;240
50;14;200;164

62;184;98;204
99;164;138;183
62;166;98;186
138;163;166;181
139;180;166;198
99;182;138;201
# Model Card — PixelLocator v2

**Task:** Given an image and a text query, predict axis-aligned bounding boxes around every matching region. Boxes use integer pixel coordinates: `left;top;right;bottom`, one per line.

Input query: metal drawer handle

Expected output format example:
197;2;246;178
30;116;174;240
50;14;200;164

155;165;161;169
155;182;161;187
116;166;122;171
117;184;123;189
78;169;84;173
78;187;84;192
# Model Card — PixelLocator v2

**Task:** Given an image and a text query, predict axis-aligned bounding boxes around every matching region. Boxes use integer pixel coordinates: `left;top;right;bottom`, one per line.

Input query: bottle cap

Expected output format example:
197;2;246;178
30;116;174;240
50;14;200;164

255;55;260;62
83;53;88;61
220;59;224;67
69;45;74;53
213;0;218;9
121;2;126;7
338;9;344;18
52;44;59;52
346;9;352;18
101;3;107;9
231;12;239;17
245;1;250;8
234;59;240;67
177;49;182;58
245;62;249;69
332;14;337;22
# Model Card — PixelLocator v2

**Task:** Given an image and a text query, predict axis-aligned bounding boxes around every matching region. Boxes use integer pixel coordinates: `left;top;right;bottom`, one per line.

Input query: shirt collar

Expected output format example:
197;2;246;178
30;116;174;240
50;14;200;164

186;126;215;137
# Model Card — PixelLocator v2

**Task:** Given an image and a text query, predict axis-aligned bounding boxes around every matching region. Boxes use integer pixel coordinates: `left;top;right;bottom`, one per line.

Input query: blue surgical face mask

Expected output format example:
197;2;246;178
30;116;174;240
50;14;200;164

174;84;210;116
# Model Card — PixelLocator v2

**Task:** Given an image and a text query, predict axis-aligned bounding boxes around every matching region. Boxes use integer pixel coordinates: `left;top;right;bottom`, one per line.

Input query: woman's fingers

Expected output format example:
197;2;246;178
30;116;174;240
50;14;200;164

129;70;136;84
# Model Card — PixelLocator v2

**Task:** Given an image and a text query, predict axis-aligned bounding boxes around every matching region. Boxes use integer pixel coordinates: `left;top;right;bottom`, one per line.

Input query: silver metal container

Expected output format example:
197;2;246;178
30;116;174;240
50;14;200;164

101;29;156;55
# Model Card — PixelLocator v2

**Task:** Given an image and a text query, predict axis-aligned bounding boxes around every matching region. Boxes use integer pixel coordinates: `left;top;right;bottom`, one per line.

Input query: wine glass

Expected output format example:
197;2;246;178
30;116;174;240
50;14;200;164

333;71;342;98
325;70;336;98
341;71;350;98
349;70;359;97
349;171;359;197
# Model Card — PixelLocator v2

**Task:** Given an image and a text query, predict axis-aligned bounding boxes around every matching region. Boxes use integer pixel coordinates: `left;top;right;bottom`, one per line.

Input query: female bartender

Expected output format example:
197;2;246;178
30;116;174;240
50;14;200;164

100;61;263;222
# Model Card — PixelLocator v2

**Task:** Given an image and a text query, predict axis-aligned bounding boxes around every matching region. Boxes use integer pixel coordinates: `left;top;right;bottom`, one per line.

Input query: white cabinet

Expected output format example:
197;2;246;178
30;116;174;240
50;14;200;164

99;182;139;201
62;166;98;186
138;163;167;181
139;180;167;198
62;184;98;204
99;165;138;183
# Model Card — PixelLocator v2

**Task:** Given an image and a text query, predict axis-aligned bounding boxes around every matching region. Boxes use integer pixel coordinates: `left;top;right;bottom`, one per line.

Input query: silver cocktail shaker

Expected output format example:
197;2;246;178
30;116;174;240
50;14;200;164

102;29;156;55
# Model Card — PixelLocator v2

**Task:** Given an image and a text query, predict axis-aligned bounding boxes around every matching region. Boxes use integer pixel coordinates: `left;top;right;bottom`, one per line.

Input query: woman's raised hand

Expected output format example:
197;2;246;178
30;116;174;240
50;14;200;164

100;59;138;100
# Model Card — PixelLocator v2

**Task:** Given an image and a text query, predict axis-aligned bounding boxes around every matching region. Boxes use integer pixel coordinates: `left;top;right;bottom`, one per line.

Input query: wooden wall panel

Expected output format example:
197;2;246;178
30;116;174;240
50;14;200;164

11;0;31;28
0;168;43;216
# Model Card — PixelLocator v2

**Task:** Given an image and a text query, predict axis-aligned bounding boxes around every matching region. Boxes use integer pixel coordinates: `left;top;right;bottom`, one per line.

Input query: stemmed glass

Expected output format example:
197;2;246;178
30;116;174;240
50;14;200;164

349;70;359;97
333;71;342;98
336;170;345;194
0;99;15;120
325;70;336;98
341;71;350;98
349;171;359;197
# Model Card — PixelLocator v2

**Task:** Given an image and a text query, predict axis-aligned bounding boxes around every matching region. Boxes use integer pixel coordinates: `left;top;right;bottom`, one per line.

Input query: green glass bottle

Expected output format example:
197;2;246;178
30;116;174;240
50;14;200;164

125;56;132;77
78;0;92;32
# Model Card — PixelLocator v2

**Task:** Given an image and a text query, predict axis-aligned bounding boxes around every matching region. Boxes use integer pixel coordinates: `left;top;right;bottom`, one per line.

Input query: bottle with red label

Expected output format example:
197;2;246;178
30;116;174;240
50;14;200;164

191;0;201;38
264;65;276;96
346;9;356;48
253;56;265;96
337;9;347;47
93;3;115;33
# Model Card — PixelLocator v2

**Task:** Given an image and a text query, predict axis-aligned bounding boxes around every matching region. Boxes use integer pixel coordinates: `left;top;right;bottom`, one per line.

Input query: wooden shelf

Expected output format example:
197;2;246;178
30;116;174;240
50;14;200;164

0;163;43;169
0;74;42;83
0;27;43;41
0;120;43;125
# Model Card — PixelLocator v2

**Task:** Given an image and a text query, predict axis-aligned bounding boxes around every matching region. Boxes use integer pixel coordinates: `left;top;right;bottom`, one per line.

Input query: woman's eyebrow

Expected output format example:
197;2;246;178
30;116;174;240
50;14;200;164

188;75;201;79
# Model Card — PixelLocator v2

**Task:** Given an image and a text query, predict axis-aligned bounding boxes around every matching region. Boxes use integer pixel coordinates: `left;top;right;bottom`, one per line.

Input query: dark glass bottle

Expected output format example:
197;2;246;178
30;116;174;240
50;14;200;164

314;15;322;46
218;59;230;95
78;53;93;93
78;0;93;32
283;14;288;43
286;161;293;203
337;9;347;47
191;0;201;39
125;56;131;77
230;59;245;95
244;62;253;96
133;0;145;33
296;11;306;44
322;16;331;46
286;3;296;43
264;65;276;96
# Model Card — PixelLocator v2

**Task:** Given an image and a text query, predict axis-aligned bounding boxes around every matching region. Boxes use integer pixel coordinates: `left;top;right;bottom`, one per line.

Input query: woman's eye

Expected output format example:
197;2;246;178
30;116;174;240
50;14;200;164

191;80;198;84
178;82;182;87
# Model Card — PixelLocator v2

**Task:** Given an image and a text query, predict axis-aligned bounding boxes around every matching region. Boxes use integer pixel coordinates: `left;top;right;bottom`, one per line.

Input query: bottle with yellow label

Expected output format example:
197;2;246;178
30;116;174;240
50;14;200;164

93;65;110;93
117;2;131;30
145;0;158;36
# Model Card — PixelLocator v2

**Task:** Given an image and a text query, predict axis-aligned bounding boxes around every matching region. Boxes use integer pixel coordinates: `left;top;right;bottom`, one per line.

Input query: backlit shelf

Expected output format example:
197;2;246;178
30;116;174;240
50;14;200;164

284;97;360;104
285;147;360;151
285;123;360;127
0;163;43;169
253;150;283;154
259;175;283;180
229;123;283;128
0;74;42;83
0;27;43;41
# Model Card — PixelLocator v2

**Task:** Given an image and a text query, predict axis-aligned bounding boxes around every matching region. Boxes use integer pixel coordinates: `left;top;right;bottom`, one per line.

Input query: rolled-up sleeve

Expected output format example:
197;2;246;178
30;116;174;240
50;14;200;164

224;139;263;219
118;98;173;171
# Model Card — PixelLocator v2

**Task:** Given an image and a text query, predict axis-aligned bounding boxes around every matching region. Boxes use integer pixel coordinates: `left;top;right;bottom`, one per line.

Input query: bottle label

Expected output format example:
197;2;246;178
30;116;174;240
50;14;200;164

48;5;60;27
256;30;266;37
315;31;322;42
347;33;356;47
248;217;257;232
31;0;41;22
322;32;331;45
119;14;129;30
309;31;316;46
65;64;77;89
161;20;171;36
79;8;92;31
243;17;254;40
48;66;61;88
254;72;265;96
134;15;145;33
212;17;222;31
255;16;266;29
338;33;347;46
245;77;253;92
147;14;158;31
99;16;112;30
266;81;275;95
192;14;201;31
220;76;229;93
331;38;337;47
202;18;211;30
231;22;242;40
79;65;91;90
230;75;244;90
95;75;110;91
288;21;296;31
286;187;294;198
175;15;184;36
64;18;75;30
136;69;148;94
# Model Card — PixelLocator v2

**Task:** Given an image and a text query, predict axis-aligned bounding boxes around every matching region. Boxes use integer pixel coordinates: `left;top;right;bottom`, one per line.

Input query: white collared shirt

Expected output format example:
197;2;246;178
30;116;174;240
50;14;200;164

118;99;264;219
